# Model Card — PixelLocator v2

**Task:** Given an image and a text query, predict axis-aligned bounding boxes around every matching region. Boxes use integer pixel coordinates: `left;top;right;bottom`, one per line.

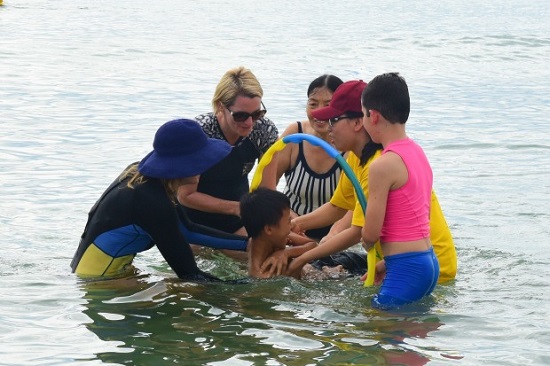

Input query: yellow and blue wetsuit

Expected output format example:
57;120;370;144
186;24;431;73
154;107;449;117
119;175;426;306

71;166;247;280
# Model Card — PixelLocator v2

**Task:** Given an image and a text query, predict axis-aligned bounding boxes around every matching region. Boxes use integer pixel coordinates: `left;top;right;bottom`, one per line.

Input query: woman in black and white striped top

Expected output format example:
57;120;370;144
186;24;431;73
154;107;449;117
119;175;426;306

262;75;345;241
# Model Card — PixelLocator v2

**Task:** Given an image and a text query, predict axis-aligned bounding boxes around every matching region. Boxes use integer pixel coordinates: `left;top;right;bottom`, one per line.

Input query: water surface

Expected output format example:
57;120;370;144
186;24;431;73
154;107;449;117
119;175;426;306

1;0;549;365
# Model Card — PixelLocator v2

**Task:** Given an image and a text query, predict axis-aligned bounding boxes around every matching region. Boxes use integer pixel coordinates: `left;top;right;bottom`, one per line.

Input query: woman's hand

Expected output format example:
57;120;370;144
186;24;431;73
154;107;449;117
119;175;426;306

291;218;305;235
286;256;305;277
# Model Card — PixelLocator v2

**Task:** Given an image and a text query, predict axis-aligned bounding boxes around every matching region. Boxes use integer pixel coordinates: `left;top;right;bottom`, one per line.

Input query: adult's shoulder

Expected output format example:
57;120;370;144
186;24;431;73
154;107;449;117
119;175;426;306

194;112;216;126
255;116;278;131
280;121;301;137
133;178;173;210
194;112;222;138
250;117;279;152
252;117;278;139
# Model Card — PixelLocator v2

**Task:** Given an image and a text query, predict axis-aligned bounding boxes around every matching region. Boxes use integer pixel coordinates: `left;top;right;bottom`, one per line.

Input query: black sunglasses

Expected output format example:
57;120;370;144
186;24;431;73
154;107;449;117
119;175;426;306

225;101;267;123
328;115;352;127
328;113;363;127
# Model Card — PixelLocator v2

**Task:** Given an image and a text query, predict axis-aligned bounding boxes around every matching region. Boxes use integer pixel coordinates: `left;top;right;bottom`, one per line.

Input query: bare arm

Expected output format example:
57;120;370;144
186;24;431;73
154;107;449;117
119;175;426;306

319;210;353;244
285;241;318;278
257;151;281;190
284;241;317;259
292;202;347;234
260;240;317;277
287;232;316;246
360;259;387;285
280;224;363;276
361;156;393;249
177;181;240;216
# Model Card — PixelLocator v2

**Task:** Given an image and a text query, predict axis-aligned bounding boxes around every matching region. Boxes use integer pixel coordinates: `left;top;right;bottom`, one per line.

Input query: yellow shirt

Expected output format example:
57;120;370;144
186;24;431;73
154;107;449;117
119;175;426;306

329;151;457;283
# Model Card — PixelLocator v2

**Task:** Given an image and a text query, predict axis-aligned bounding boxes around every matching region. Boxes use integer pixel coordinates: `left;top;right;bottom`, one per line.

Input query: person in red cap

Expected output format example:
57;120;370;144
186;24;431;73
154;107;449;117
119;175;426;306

266;80;384;277
262;79;456;300
71;119;249;281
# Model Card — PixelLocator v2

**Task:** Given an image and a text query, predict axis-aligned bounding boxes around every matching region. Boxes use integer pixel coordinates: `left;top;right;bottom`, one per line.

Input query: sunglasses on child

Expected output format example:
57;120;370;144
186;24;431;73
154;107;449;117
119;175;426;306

327;113;363;127
225;101;267;123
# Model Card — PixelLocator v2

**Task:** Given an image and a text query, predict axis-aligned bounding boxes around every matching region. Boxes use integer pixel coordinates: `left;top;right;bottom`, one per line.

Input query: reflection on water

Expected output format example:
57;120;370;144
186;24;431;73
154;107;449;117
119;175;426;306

78;270;456;365
2;0;550;364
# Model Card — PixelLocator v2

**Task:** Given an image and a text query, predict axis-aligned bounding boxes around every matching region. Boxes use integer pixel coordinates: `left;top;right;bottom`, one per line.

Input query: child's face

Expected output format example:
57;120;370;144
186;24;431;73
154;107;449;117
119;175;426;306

271;208;292;250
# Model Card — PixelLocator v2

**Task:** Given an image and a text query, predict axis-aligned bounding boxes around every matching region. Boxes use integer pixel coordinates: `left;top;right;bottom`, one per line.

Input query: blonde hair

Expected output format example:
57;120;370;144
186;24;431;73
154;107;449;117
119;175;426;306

121;163;195;202
120;164;146;188
212;66;264;113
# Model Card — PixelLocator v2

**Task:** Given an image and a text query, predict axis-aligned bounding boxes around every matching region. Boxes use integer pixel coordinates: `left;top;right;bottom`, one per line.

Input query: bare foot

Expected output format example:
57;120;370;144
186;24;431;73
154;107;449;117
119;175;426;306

322;265;348;279
301;264;349;280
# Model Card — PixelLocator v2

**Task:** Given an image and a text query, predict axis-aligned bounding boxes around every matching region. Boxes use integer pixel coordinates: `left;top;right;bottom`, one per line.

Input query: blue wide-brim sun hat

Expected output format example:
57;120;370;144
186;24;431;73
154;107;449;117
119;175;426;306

138;119;232;179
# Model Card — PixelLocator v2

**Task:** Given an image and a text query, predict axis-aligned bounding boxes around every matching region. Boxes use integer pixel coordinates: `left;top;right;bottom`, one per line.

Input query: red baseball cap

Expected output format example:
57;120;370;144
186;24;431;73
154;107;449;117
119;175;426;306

311;80;367;121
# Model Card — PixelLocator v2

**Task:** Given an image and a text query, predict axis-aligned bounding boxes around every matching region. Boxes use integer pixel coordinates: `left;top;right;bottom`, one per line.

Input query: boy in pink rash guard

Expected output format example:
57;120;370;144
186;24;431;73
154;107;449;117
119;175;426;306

380;138;432;242
361;73;439;309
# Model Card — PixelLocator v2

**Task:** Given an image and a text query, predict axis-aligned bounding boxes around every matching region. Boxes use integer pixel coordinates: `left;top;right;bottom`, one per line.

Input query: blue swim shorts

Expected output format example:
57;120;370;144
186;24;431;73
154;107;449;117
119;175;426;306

372;247;439;309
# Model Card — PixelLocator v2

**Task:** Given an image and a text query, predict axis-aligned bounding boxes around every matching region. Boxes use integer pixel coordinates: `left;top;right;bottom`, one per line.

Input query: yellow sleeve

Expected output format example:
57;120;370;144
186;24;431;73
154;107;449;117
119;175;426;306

350;150;381;227
350;157;367;227
344;147;456;282
429;190;458;283
330;155;357;212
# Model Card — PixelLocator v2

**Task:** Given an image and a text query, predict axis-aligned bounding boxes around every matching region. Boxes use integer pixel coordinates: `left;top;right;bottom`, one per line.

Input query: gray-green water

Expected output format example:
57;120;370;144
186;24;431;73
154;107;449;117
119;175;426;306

1;0;549;365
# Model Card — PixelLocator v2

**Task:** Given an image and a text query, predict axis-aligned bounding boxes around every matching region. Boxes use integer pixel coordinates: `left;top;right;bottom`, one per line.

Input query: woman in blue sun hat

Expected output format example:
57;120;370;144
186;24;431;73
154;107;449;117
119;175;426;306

71;119;248;281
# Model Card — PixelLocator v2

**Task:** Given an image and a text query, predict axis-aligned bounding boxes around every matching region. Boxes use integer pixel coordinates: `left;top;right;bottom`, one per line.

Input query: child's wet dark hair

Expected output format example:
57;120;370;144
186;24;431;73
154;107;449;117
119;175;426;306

240;188;290;238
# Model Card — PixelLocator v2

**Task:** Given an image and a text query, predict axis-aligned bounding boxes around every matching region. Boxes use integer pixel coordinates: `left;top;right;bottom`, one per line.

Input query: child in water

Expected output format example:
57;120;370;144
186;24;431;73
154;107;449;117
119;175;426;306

240;188;348;279
361;73;440;308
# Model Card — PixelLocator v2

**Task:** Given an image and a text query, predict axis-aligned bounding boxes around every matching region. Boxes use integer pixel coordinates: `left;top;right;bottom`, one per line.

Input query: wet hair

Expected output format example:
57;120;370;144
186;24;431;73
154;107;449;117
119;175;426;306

212;66;263;113
361;72;410;124
307;74;343;97
240;188;290;238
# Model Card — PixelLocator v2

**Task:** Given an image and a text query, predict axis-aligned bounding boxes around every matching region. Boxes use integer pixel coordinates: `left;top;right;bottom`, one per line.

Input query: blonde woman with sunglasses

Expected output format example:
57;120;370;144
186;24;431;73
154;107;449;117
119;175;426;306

178;67;278;250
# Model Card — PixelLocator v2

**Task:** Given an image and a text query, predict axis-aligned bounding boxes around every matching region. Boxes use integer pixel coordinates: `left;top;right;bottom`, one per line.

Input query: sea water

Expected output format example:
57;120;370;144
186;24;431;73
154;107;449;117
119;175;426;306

1;0;549;365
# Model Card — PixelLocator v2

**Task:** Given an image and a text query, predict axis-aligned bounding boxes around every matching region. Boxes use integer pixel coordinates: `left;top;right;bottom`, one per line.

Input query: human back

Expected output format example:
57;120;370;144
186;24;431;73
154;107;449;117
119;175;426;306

361;73;439;308
71;119;234;281
381;138;432;244
284;77;455;287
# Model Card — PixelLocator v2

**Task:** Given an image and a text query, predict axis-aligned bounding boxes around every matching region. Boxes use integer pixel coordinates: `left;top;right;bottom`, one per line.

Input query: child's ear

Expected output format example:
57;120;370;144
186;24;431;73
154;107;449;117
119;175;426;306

370;110;380;124
353;118;365;131
264;225;273;236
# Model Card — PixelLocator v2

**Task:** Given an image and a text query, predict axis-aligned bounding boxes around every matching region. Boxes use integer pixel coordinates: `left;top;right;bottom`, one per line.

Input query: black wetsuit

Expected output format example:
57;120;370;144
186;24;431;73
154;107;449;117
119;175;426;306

71;165;247;279
310;251;367;276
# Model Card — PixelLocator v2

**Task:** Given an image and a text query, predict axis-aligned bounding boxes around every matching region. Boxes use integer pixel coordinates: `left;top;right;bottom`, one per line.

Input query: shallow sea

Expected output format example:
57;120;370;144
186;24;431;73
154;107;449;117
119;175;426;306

1;0;549;365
